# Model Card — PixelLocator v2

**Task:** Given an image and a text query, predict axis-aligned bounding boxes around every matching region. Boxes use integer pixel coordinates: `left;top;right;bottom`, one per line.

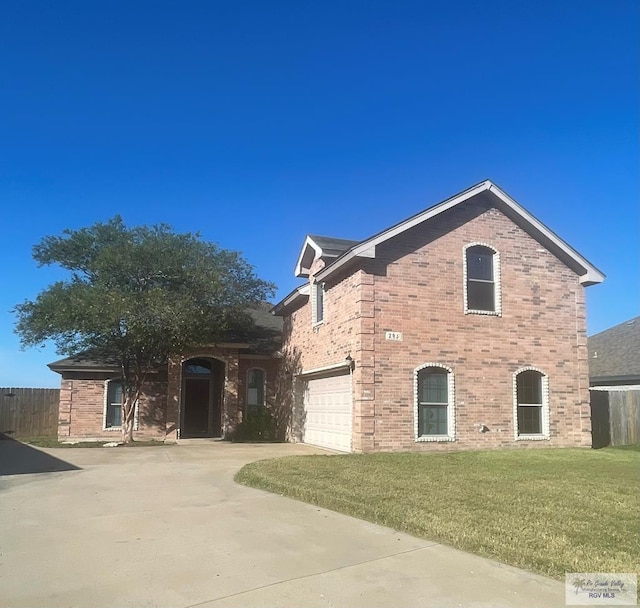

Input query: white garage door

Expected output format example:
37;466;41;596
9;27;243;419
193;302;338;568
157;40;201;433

303;372;353;452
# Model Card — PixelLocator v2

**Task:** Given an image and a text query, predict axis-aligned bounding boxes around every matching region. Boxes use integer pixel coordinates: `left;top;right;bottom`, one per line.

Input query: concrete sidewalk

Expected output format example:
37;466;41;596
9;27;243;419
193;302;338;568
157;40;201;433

0;441;566;607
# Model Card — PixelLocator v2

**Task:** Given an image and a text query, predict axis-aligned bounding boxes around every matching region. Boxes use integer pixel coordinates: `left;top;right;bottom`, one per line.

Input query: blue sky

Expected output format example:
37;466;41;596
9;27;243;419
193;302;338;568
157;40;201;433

1;0;637;387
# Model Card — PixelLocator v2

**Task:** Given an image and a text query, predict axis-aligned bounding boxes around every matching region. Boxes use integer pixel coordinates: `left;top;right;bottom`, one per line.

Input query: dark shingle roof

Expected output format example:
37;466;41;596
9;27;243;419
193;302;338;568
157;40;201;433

224;302;282;354
588;316;640;384
48;303;283;373
48;352;121;373
308;235;360;258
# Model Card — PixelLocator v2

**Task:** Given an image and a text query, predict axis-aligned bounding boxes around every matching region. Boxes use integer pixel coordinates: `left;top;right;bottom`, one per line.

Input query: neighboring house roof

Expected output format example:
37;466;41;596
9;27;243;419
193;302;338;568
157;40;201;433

273;179;605;315
588;316;640;385
48;303;283;374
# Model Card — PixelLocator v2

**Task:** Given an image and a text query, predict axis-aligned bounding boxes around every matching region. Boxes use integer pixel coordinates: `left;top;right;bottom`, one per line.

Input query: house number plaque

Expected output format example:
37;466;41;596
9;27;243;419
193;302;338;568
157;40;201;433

385;331;403;341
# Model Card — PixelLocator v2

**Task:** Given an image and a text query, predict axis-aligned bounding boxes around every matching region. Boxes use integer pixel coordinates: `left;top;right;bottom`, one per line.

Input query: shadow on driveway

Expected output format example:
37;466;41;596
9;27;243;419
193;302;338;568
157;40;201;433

0;433;80;476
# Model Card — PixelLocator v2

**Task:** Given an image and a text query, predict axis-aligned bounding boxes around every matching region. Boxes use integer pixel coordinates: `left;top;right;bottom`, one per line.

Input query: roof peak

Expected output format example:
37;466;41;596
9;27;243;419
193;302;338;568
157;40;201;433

312;180;604;286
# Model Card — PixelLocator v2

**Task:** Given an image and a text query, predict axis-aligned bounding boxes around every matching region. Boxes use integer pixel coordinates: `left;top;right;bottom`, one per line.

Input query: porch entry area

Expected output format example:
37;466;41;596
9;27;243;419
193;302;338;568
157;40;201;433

181;358;225;438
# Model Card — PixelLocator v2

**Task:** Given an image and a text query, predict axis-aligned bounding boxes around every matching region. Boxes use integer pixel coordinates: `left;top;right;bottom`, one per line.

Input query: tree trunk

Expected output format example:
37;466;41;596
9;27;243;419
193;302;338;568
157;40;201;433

121;399;136;444
120;364;146;445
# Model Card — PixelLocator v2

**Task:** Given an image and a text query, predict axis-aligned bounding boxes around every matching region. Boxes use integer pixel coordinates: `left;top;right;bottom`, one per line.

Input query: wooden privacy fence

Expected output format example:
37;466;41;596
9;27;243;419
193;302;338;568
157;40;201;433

0;388;60;437
590;389;640;448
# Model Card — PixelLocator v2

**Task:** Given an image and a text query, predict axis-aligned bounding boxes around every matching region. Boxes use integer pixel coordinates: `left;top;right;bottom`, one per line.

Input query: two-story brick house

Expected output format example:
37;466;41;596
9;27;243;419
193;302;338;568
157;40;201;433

272;180;604;453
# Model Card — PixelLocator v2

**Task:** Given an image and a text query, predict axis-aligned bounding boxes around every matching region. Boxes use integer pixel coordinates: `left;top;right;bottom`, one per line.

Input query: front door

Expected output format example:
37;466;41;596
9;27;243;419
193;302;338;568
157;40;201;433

181;358;223;438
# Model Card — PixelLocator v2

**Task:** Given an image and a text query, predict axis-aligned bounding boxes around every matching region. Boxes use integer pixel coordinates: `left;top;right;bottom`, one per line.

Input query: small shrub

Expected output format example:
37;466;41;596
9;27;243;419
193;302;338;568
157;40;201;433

232;407;279;442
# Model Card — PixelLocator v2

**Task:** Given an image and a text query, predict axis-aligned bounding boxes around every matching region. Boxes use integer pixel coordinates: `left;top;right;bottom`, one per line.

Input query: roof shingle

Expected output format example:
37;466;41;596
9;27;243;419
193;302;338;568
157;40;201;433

588;316;640;384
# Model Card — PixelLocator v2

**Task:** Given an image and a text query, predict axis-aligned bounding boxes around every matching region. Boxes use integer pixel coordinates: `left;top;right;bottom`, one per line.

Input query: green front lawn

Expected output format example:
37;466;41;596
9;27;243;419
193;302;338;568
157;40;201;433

236;448;639;579
16;436;169;448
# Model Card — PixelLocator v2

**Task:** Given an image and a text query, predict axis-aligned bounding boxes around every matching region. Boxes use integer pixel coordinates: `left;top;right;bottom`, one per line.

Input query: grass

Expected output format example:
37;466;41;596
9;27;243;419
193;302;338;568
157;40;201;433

16;436;170;448
236;447;640;580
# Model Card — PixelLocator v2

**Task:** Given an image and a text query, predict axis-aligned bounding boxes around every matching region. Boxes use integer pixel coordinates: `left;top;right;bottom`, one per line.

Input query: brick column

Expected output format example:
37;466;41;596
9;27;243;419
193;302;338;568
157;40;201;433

57;378;72;439
575;284;592;447
223;351;239;437
165;356;181;442
353;270;376;453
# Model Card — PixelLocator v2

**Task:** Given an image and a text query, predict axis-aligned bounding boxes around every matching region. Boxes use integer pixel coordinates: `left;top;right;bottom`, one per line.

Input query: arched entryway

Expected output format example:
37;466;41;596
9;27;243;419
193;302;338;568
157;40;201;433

181;357;225;438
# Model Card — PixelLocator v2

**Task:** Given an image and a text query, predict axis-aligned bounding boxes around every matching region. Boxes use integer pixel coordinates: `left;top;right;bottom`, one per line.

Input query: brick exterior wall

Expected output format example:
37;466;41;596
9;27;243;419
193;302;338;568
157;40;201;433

165;348;241;441
283;199;592;452
237;357;280;421
57;350;280;441
57;373;168;441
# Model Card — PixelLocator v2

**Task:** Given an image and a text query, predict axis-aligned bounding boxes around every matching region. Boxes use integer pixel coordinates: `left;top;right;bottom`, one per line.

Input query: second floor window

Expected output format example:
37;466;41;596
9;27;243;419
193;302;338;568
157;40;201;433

466;245;497;313
312;282;324;325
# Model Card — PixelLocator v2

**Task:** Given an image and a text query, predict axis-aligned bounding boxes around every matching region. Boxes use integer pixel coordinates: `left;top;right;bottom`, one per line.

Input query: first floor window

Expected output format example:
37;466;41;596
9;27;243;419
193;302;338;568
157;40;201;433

516;370;545;436
417;367;450;437
246;368;265;417
105;380;123;428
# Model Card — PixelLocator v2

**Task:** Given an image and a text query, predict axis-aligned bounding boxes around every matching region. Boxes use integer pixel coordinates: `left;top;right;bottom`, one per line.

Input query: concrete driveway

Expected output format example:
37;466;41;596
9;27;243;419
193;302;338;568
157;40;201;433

0;440;565;608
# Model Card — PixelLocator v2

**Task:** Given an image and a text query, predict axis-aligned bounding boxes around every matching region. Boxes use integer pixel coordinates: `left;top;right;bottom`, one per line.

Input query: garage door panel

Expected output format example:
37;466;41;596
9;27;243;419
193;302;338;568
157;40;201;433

303;373;353;453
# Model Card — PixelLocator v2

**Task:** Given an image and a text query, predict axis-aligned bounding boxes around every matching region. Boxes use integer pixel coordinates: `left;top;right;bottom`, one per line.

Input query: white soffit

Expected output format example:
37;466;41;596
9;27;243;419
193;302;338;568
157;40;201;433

294;236;323;278
271;284;310;314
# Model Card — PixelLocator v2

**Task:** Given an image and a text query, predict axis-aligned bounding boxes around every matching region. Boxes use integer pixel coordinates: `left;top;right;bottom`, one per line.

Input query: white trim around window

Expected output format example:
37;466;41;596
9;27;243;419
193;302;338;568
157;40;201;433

414;363;455;442
103;379;138;431
463;242;501;316
513;367;550;440
311;281;325;326
246;367;267;414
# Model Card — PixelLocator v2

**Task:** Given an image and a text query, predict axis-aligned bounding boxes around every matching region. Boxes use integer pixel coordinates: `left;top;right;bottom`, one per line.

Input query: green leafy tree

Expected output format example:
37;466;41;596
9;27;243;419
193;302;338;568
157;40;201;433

14;216;275;443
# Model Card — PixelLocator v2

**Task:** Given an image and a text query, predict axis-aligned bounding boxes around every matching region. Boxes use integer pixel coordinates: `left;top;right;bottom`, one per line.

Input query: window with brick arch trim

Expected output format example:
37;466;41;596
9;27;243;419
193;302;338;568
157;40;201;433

414;364;455;441
514;368;550;439
464;244;501;315
246;368;266;417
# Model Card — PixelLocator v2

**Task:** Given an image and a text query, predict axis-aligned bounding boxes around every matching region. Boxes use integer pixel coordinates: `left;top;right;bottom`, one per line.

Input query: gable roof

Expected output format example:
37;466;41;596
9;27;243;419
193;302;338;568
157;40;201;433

315;180;604;284
588;316;640;385
295;235;360;278
273;180;605;315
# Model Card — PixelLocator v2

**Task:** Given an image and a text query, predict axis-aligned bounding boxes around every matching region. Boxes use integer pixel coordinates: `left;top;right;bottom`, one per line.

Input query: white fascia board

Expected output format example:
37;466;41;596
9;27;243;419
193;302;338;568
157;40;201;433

271;284;310;315
314;181;492;282
487;183;605;285
297;360;352;377
358;245;376;258
314;179;605;286
294;236;323;278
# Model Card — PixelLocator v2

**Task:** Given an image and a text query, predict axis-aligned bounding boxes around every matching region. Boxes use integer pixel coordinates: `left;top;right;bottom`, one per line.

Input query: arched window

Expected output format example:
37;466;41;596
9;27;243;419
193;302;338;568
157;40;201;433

246;368;266;416
184;359;212;375
514;368;549;439
415;365;455;441
464;244;500;314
